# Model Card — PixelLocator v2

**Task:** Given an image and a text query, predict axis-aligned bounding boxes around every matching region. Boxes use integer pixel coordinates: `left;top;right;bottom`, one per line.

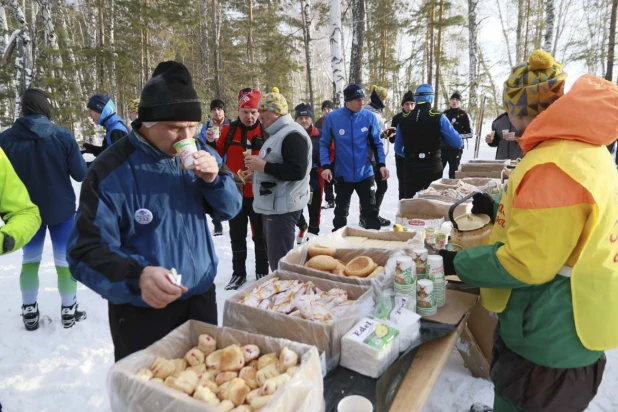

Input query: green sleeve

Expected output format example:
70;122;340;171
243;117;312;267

454;242;529;289
0;149;41;254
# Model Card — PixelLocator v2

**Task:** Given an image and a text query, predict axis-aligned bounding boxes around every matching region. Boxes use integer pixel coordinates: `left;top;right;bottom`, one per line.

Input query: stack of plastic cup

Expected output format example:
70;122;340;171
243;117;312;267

427;255;446;307
412;248;428;280
416;279;437;316
394;256;417;312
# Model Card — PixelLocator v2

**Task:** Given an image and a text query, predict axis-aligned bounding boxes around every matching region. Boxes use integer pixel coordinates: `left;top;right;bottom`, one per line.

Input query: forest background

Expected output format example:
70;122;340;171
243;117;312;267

0;0;614;140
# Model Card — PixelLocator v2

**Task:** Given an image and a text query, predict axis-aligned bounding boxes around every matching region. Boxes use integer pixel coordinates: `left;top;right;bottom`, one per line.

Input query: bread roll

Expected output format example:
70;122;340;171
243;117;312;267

219;345;245;372
239;365;259;389
197;379;218;393
306;255;338;271
256;363;280;386
250;395;273;410
193;386;220;407
218;400;235;412
197;371;216;385
344;256;375;277
260;373;291;396
286;366;300;377
230;406;253;412
172;358;188;378
366;265;384;279
187;364;206;374
172;370;198;395
241;345;260;362
164;376;176;388
216;371;238;386
257;353;279;370
246;388;261;404
136;368;153;381
185;347;206;367
308;245;336;257
150;357;175;379
198;334;217;356
220;378;251;407
150;378;163;384
206;349;223;372
279;347;298;370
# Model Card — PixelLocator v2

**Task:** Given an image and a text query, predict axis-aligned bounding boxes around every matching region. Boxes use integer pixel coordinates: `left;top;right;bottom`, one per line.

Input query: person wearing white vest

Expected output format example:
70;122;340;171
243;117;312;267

244;88;311;271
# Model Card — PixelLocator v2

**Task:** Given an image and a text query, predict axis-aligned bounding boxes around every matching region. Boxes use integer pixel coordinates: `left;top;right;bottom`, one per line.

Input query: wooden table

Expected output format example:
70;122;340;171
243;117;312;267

389;314;469;412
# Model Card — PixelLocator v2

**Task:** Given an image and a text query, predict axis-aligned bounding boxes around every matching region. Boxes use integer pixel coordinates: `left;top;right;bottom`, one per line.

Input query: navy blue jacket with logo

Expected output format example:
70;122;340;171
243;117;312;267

319;107;385;183
67;130;242;307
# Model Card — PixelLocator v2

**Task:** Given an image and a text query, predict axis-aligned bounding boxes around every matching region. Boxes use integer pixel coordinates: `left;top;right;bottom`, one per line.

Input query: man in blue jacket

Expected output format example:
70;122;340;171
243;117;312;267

68;61;242;361
395;84;463;198
0;89;87;330
320;84;390;230
84;93;128;156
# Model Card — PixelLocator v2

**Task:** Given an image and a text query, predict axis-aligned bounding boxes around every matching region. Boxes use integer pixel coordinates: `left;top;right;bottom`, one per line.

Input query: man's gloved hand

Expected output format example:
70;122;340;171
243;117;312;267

471;192;495;216
439;250;458;276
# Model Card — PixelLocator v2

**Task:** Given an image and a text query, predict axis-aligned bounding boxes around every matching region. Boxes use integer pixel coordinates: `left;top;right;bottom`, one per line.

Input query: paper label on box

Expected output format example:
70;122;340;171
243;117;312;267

373;296;407;324
349;319;399;350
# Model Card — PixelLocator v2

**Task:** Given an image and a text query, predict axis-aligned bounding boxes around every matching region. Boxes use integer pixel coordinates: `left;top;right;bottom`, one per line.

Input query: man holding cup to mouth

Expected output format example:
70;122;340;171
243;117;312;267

485;112;523;160
68;61;242;361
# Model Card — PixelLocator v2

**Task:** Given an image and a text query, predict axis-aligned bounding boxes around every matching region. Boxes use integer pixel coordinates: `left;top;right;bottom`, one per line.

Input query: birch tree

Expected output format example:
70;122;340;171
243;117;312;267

3;0;33;119
349;0;365;84
468;0;479;116
212;0;223;98
607;0;618;81
433;0;443;109
300;0;314;107
329;0;345;107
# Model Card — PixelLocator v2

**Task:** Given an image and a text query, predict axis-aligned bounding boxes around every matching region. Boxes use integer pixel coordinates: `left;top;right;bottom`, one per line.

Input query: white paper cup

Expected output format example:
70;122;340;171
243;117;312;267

338;395;373;412
173;138;198;170
211;126;220;140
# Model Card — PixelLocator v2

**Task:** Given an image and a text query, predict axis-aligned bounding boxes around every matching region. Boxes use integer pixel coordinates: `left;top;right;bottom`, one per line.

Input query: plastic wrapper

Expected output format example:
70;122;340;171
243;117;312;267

279;245;400;298
371;295;421;353
223;271;374;373
397;197;470;221
108;321;324;412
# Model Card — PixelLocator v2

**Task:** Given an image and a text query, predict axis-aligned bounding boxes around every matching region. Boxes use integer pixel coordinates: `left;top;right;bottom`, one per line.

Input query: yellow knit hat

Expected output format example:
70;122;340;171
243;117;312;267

370;85;388;102
128;98;140;114
503;50;567;116
258;87;289;115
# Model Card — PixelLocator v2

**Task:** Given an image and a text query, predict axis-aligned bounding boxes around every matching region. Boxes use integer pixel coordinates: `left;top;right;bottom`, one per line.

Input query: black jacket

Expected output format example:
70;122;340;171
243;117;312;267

442;108;471;150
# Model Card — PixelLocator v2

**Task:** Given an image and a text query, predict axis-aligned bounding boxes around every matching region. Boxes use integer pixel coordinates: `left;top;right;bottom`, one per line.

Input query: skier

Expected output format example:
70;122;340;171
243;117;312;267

363;85;394;226
84;93;128;157
442;92;470;178
201;99;232;236
441;51;614;412
315;100;336;209
394;84;462;198
0;89;87;330
485;113;523;160
320;84;389;231
293;103;324;242
391;90;415;199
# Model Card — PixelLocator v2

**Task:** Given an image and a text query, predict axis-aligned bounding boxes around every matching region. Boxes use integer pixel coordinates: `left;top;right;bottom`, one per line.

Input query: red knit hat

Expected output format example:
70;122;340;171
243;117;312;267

238;88;262;109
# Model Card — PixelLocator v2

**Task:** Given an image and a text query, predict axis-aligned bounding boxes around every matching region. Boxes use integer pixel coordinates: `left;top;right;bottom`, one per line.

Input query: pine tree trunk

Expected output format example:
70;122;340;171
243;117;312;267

145;0;150;80
433;0;443;109
109;0;116;101
496;0;514;67
0;5;7;53
36;0;62;67
329;0;345;107
6;0;33;119
516;0;525;62
349;0;365;84
300;0;314;107
607;0;618;81
97;0;105;89
212;0;223;98
428;0;435;84
0;4;8;124
201;0;210;90
468;0;479;117
248;0;254;65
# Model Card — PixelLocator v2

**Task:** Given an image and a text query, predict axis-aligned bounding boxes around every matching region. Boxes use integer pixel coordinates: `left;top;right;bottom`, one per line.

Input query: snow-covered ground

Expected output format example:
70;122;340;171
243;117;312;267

0;140;616;412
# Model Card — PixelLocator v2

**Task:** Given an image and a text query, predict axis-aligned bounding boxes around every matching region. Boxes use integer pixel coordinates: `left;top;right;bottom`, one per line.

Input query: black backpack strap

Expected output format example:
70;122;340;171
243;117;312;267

222;122;239;158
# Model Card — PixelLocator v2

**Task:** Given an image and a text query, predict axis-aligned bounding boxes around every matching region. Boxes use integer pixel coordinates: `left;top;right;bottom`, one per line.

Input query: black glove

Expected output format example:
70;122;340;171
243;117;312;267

471;192;495;217
439;250;458;276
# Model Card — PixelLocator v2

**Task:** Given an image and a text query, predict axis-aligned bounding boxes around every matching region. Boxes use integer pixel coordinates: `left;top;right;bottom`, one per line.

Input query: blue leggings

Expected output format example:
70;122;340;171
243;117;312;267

20;216;77;307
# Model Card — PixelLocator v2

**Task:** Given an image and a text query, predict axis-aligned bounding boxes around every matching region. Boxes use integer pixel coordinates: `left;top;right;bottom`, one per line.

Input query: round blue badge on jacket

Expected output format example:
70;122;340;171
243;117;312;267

134;209;153;225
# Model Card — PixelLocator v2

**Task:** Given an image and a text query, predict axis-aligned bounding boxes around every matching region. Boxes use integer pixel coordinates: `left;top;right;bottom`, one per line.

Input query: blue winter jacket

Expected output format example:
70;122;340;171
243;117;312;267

67;130;242;307
394;112;463;156
198;118;231;144
98;100;128;147
320;107;385;183
0;114;87;226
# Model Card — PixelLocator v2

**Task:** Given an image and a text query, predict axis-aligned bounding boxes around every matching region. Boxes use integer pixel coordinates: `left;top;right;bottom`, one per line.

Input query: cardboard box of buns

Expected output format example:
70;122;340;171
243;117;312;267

108;320;323;412
223;271;373;373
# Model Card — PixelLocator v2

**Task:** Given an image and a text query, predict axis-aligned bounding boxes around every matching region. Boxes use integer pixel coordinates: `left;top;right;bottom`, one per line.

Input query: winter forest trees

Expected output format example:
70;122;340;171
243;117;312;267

0;0;615;138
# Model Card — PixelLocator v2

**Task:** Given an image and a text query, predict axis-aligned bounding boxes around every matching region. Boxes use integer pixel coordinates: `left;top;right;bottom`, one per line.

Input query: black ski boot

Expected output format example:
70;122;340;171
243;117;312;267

213;221;223;236
61;303;87;328
378;216;391;226
22;303;40;331
470;403;493;412
225;275;247;291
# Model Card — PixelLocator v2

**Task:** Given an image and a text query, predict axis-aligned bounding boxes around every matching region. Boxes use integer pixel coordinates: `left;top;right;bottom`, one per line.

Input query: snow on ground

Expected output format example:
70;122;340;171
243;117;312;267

0;140;616;412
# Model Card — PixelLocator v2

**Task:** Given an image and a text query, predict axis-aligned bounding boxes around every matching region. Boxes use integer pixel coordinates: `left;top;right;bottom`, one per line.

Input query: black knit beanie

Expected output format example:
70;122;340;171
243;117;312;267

450;92;462;101
210;99;225;111
138;61;202;122
22;89;52;119
294;103;314;120
401;90;415;106
321;100;335;110
343;84;365;102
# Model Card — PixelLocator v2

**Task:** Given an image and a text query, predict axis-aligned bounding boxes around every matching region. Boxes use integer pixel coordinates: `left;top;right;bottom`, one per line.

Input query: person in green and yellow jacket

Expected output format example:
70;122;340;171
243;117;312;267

0;148;41;255
440;50;618;412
